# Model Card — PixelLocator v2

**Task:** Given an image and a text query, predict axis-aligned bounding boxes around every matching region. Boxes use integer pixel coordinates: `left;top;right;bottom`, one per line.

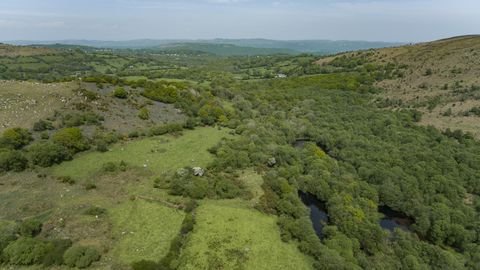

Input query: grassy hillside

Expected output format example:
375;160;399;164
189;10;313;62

317;35;480;136
0;81;77;132
178;200;313;270
149;43;296;56
0;44;56;57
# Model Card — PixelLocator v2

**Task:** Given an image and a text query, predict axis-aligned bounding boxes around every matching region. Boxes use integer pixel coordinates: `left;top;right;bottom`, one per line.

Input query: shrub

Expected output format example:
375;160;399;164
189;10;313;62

42;239;72;266
53;128;90;154
138;107;150;120
0;149;28;172
83;206;107;216
57;176;75;185
3;237;52;265
149;123;183;136
18;219;42;237
84;180;97;190
75;88;99;101
95;140;109;152
0;128;33;149
102;161;118;172
142;82;179;103
0;225;17;261
33;120;54;131
28;141;71;167
113;87;128;99
63;246;101;268
62;112;103;127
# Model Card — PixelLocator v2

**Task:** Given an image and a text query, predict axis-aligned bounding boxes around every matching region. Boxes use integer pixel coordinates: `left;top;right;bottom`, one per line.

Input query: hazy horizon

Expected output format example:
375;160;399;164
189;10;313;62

0;0;479;43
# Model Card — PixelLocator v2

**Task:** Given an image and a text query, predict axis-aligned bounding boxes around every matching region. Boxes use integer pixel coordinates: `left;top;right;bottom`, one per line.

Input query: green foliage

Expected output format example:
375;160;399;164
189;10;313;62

142;81;183;103
138;107;150;120
63;246;101;268
33;119;54;131
28;141;71;167
3;237;52;265
18;219;42;237
164;168;244;199
57;175;75;185
42;239;72;266
0;149;28;172
61;111;104;127
113;87;128;99
0;224;17;261
0;128;33;149
149;123;183;136
52;127;90;154
83;206;107;216
75;88;99;101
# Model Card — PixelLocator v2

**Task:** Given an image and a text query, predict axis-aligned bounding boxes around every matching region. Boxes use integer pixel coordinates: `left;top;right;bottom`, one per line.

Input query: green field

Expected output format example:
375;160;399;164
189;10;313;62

177;201;313;270
108;200;185;264
53;127;232;179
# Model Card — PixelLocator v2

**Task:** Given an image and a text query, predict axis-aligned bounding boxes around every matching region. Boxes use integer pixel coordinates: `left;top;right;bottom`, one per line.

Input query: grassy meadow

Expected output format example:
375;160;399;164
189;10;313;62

178;200;313;270
53;127;232;180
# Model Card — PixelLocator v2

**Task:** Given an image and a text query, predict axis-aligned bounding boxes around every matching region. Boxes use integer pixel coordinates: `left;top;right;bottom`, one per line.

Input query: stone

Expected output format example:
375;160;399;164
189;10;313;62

267;157;277;167
193;167;205;177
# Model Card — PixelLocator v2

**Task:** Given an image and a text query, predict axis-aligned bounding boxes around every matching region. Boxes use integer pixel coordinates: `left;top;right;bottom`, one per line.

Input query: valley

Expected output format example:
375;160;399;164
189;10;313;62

0;36;479;270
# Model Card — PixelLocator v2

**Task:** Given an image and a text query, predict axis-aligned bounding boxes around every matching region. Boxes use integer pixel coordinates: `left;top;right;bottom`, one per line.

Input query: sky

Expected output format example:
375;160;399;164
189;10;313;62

0;0;479;42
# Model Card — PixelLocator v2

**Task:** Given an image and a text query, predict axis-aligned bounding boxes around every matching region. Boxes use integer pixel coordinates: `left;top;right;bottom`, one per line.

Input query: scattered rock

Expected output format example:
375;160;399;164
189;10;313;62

267;157;277;167
193;167;205;177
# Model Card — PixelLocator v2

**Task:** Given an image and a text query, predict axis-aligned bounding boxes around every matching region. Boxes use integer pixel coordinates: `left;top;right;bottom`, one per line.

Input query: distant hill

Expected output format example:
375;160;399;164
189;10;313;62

146;43;295;56
207;39;404;54
0;43;56;57
6;39;403;55
318;35;480;136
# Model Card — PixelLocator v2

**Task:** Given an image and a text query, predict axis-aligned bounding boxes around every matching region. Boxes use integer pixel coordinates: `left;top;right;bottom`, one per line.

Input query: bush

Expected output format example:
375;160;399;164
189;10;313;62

0;128;33;149
113;87;128;99
95;140;109;152
33;120;54;131
57;176;75;185
18;219;42;237
0;225;17;261
3;237;52;265
63;246;101;268
83;206;107;216
149;123;183;136
28;141;71;167
84;180;97;190
0;149;28;172
142;82;180;103
53;128;90;154
62;112;103;127
138;107;150;120
42;239;72;266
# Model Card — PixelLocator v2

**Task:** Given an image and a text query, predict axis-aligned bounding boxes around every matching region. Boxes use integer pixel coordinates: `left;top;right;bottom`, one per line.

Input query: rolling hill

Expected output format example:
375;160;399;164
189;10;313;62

5;39;403;55
318;35;480;136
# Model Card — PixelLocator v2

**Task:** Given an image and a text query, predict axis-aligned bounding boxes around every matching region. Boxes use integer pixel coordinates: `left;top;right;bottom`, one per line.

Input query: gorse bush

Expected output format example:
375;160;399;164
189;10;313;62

142;81;182;103
52;127;90;154
61;112;104;127
42;239;72;266
0;149;28;172
112;87;128;99
28;141;71;167
18;219;42;237
2;237;52;265
63;246;101;268
138;107;150;120
0;128;33;149
33;119;54;131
